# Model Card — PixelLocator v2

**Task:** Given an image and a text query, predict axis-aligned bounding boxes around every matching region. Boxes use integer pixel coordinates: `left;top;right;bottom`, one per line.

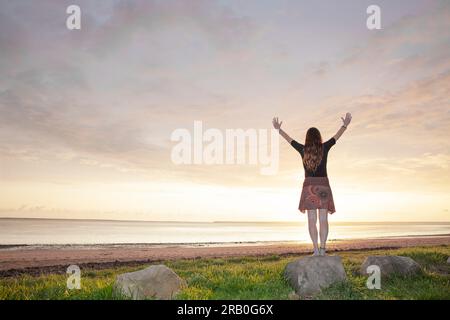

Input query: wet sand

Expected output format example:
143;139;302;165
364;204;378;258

1;235;449;277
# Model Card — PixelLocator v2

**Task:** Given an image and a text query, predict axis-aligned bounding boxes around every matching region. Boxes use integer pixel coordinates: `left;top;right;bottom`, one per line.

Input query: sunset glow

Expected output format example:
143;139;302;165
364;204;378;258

0;0;449;222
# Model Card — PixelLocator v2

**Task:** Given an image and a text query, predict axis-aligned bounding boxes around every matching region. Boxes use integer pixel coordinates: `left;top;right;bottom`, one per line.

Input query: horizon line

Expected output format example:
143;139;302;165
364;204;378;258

0;217;450;225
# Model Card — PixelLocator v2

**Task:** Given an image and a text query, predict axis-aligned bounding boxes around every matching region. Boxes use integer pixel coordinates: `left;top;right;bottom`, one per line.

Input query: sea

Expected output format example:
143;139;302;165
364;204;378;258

0;218;449;246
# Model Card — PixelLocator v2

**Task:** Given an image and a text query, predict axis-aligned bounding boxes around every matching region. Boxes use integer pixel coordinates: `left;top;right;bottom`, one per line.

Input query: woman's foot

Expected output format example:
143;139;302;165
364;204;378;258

319;247;326;256
312;248;320;256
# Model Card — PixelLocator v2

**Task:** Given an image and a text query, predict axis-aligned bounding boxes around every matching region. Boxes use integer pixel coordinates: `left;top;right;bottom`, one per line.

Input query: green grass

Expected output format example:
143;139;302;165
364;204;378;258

0;246;449;300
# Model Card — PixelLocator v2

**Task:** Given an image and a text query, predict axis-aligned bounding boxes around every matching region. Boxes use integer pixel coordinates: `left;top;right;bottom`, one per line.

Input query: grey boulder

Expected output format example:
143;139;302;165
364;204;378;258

284;256;347;297
114;264;186;300
360;256;421;277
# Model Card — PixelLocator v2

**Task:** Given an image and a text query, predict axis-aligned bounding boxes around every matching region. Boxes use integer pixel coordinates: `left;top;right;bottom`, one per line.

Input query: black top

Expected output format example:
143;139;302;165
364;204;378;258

291;138;336;177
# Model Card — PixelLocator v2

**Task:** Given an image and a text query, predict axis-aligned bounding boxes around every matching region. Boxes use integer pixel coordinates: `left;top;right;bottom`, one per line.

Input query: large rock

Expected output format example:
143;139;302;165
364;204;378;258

360;256;421;277
114;264;186;300
284;256;347;297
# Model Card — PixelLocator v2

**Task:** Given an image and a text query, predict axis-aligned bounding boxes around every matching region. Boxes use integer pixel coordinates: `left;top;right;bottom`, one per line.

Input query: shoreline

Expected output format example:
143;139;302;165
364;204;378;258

0;234;449;277
1;233;450;250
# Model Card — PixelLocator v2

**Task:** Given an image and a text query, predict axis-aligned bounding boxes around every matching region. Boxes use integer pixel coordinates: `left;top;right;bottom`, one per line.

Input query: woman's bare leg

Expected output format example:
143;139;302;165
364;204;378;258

307;209;319;254
318;209;329;252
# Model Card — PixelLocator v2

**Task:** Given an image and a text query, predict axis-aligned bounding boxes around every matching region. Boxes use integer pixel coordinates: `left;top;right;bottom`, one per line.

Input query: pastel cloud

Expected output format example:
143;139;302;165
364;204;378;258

0;0;448;221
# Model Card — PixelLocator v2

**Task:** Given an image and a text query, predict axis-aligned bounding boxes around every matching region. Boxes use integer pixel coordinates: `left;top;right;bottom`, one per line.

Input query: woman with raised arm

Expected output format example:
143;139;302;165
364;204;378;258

272;113;352;256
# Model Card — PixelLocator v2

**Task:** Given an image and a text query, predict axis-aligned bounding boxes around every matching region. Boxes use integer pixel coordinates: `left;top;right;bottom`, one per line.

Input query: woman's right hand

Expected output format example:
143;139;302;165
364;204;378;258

341;112;352;127
272;117;283;130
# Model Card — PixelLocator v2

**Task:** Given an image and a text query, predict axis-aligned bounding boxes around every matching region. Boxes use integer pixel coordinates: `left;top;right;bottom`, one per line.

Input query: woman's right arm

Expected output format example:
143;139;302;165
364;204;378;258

272;117;293;143
333;112;352;141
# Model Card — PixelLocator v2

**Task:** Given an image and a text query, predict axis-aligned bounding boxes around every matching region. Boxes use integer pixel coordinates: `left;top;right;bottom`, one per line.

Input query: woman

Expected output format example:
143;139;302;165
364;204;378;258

272;113;352;256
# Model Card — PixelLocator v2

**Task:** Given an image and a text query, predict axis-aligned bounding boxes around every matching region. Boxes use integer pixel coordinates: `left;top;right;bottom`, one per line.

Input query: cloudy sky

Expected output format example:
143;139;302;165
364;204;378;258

0;0;449;222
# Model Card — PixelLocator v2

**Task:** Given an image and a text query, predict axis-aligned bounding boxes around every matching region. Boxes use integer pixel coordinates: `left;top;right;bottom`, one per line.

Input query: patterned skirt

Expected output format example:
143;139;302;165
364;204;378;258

299;177;336;214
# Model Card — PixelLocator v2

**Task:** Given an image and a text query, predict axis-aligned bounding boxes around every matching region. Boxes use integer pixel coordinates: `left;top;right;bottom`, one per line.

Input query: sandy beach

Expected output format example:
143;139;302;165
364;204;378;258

1;235;449;277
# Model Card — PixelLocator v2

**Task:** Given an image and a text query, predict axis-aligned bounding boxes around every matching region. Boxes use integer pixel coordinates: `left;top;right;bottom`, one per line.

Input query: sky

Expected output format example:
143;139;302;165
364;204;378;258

0;0;449;222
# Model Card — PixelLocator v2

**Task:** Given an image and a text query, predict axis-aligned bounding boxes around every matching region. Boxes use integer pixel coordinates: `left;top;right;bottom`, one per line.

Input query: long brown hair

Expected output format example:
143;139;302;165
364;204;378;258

303;127;323;172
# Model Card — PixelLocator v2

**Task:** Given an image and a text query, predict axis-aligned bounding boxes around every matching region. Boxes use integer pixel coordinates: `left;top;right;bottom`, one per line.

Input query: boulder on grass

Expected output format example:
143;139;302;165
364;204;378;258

360;256;421;277
284;256;347;297
114;264;186;300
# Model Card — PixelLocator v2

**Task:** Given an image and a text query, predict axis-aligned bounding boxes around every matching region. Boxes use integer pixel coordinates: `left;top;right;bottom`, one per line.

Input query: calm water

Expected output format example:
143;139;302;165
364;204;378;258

0;218;449;245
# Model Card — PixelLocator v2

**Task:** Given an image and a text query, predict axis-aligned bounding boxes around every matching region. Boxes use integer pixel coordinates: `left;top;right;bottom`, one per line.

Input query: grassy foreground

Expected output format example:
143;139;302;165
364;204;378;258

0;245;449;300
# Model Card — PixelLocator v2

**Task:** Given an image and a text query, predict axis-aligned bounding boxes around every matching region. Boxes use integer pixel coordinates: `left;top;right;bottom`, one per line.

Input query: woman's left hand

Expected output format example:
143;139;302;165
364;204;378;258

272;117;283;130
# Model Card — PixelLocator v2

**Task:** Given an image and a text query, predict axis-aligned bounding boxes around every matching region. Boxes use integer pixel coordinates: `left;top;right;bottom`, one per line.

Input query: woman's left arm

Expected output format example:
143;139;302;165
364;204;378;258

272;117;294;144
333;112;352;141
